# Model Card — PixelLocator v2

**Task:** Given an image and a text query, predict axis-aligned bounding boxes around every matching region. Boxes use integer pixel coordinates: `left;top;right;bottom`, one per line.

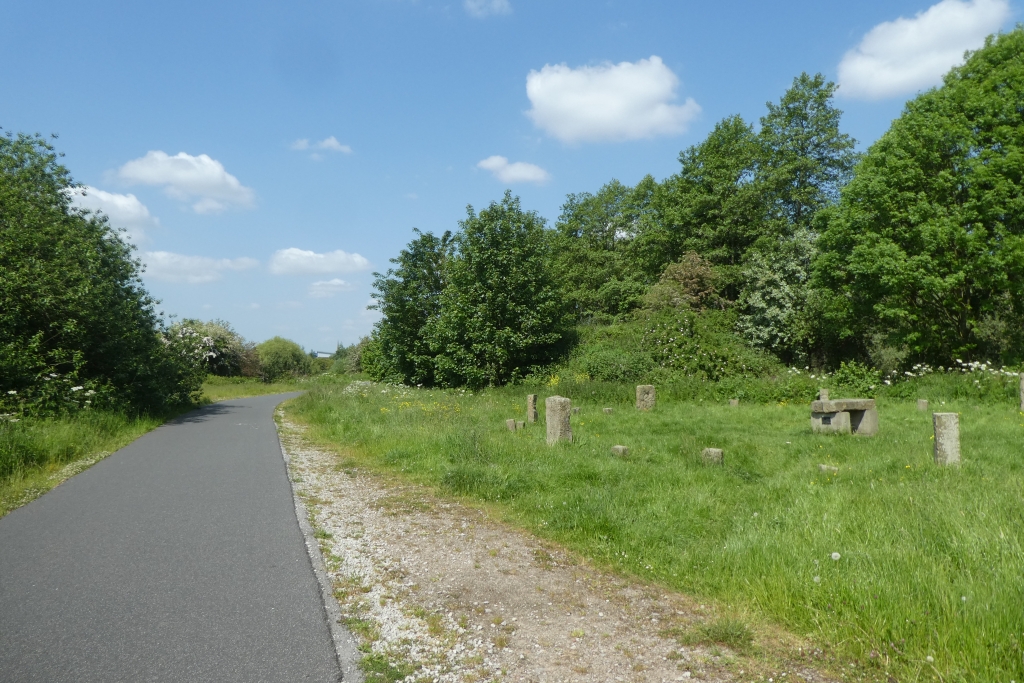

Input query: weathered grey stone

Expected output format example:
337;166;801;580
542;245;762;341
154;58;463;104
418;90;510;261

811;410;851;434
819;464;839;474
933;412;960;466
545;396;572;445
506;419;517;432
729;399;739;407
603;408;613;414
527;394;538;423
611;445;629;457
636;385;655;411
516;421;525;430
810;398;877;436
702;448;723;465
1019;373;1024;412
917;399;929;411
572;406;581;415
819;388;829;401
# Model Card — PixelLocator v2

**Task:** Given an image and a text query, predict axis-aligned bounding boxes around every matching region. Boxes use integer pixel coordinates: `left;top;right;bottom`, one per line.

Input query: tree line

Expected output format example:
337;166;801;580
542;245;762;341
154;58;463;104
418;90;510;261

368;30;1024;388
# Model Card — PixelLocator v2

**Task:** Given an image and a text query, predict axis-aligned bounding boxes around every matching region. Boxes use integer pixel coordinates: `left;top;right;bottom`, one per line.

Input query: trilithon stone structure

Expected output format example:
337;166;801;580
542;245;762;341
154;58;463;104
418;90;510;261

810;398;878;436
526;394;538;423
545;396;572;445
933;412;960;466
636;385;655;411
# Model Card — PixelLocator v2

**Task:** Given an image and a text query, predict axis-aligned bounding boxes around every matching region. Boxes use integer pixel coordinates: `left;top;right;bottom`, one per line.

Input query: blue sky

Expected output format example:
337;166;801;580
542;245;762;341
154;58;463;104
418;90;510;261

1;0;1016;351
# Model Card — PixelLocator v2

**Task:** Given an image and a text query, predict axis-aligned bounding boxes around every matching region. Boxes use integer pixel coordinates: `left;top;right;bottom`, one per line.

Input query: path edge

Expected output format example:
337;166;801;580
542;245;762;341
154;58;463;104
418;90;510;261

276;418;365;683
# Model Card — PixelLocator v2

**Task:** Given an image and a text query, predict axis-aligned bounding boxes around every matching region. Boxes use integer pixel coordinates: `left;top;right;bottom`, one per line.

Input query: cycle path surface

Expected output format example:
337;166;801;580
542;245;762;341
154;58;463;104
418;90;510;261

0;394;344;683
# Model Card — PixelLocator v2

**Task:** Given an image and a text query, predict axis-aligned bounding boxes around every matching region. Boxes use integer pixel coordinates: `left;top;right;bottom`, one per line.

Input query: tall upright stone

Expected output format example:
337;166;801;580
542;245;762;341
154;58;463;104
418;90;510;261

545;396;572;445
527;394;538;423
933;413;960;466
636;385;655;411
1019;374;1024;412
819;388;829;401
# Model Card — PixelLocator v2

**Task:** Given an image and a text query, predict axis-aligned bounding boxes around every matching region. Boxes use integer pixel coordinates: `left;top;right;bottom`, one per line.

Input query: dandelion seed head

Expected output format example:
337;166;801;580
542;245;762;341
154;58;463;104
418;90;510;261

831;552;841;561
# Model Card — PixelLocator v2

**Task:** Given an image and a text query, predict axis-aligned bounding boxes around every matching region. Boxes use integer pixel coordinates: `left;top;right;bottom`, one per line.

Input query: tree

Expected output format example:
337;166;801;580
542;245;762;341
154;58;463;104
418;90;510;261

177;318;252;376
256;337;311;381
368;229;453;385
814;29;1024;365
0;132;187;414
427;191;571;388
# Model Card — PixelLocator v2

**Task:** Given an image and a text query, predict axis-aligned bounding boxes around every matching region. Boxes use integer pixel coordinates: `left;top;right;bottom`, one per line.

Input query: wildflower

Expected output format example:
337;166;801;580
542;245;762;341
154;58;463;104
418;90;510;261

71;386;83;392
6;390;15;395
926;656;934;663
831;552;841;561
813;576;821;583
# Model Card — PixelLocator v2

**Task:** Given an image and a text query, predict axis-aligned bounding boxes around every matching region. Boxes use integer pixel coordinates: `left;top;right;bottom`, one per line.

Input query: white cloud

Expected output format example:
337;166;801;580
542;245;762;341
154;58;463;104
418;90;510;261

525;56;701;143
68;186;159;244
291;136;353;155
464;0;511;18
117;151;255;213
142;251;259;284
309;278;354;298
477;156;550;184
269;248;371;275
838;0;1010;100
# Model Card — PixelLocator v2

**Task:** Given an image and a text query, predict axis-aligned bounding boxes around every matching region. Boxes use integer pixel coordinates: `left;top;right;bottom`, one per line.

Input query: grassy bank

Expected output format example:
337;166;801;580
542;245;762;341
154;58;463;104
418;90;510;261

0;411;168;517
287;379;1024;682
202;375;308;402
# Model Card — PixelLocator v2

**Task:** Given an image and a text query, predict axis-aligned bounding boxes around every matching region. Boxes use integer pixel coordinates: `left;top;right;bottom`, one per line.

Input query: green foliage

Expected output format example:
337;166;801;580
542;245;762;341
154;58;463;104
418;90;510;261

829;360;882;398
256;337;312;381
642;252;725;311
177;318;253;377
0;131;199;415
369;230;452;385
815;29;1024;366
426;191;572;388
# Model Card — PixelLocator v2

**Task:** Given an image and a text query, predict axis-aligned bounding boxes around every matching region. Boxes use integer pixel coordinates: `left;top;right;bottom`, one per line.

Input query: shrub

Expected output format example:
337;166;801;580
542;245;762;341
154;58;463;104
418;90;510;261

255;337;311;381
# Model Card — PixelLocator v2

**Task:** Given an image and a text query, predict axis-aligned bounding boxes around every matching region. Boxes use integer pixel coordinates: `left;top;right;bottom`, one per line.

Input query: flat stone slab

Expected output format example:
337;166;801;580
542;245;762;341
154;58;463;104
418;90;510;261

810;398;876;413
610;445;629;457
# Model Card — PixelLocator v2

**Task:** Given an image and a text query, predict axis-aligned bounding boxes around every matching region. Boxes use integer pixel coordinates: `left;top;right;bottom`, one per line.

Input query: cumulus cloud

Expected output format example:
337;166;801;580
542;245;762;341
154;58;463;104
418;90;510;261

838;0;1010;100
464;0;511;17
142;251;259;284
291;136;353;156
68;186;159;244
526;56;701;143
117;151;255;213
309;278;354;298
477;156;550;184
269;248;371;275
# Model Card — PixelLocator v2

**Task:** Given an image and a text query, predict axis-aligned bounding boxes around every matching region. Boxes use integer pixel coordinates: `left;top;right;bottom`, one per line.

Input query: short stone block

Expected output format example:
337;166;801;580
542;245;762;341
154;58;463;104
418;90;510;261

729;399;739;407
527;394;538;423
811;410;851;435
636;385;655;411
933;412;960;466
702;448;723;465
516;421;525;430
505;419;517;432
603;408;613;414
611;445;629;457
572;406;581;415
545;396;572;445
819;464;839;474
819;388;829;401
917;399;929;411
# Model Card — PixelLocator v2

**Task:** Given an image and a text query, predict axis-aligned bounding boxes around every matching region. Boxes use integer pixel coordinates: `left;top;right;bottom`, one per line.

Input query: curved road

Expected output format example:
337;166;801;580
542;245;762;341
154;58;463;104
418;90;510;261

0;395;345;682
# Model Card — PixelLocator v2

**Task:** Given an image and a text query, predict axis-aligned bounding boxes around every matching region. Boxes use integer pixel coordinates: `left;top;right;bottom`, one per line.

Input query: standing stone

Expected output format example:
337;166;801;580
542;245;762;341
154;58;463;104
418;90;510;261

729;399;739;407
516;421;525;430
545;396;572;445
1019;373;1024;412
603;408;613;415
636;385;655;411
933;413;960;466
819;388;829;401
572;406;581;415
702;448;724;465
611;445;629;457
818;464;839;474
917;399;929;411
506;419;517;432
527;394;538;423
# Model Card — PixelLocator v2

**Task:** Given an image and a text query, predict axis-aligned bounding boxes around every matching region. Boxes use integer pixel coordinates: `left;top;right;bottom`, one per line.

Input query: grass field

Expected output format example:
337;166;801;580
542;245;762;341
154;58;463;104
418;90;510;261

202;375;306;402
287;380;1024;682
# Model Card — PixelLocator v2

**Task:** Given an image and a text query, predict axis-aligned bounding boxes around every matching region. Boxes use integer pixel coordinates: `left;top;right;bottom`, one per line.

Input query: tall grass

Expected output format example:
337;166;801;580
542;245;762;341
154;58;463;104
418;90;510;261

288;377;1024;682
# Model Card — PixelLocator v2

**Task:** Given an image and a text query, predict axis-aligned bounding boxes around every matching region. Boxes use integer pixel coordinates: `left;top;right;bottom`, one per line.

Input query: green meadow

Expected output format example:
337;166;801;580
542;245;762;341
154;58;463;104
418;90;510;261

288;379;1024;683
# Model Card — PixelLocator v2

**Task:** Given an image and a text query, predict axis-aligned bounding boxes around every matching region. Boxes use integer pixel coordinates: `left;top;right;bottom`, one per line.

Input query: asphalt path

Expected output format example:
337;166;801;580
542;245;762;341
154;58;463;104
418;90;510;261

0;394;344;683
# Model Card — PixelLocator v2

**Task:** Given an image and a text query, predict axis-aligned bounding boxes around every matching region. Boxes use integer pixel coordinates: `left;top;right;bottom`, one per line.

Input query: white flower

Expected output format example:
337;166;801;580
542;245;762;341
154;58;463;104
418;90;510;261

813;576;821;583
6;390;15;395
831;552;841;561
71;386;83;392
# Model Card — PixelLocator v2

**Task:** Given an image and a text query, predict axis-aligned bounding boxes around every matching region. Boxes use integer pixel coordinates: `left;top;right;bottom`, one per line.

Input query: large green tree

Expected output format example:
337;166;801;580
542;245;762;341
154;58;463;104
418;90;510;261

368;229;452;385
814;29;1024;365
427;192;570;388
0;132;189;413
